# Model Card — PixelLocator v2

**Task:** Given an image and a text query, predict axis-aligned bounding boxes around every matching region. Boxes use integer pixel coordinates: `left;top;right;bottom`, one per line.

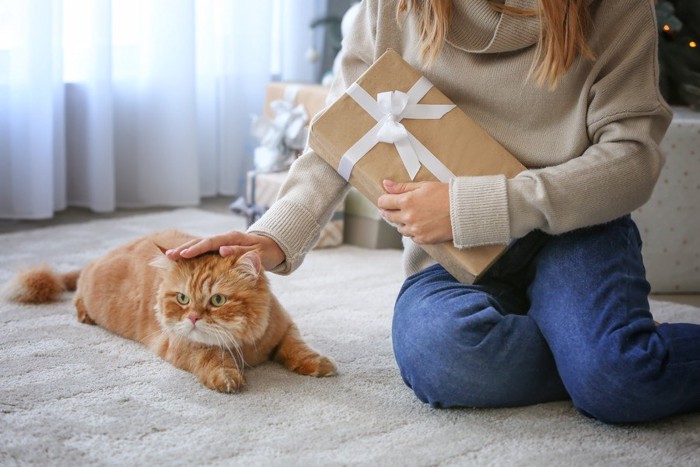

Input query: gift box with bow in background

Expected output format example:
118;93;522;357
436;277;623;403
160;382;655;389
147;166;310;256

251;83;329;172
308;49;526;283
262;82;328;119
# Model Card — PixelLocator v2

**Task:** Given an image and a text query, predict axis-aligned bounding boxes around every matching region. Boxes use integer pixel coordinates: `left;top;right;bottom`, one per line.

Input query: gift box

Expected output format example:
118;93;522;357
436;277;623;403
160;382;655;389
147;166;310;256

242;170;344;249
252;83;330;172
632;106;700;293
308;49;525;283
344;188;403;249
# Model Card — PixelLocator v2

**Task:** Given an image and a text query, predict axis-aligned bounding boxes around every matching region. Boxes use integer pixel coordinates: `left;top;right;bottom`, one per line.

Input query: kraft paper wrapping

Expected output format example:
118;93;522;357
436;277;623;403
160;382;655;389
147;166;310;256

308;49;525;283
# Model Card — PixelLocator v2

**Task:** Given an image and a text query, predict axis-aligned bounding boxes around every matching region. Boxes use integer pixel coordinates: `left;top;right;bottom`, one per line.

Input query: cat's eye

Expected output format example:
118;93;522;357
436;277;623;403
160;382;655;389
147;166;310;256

209;294;227;307
176;293;190;305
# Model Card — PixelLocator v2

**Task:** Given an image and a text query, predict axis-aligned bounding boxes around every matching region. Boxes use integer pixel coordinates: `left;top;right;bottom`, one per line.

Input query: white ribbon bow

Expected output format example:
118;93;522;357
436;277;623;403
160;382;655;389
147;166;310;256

251;86;309;172
337;76;457;182
271;101;308;149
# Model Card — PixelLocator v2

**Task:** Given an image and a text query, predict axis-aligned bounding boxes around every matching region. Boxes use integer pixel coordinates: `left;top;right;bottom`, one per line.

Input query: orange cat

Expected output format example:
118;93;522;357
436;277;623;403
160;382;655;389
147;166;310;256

4;230;336;392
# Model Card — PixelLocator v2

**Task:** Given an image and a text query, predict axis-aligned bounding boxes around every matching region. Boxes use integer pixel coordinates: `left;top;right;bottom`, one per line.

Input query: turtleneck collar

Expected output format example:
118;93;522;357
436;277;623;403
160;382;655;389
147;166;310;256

446;0;541;54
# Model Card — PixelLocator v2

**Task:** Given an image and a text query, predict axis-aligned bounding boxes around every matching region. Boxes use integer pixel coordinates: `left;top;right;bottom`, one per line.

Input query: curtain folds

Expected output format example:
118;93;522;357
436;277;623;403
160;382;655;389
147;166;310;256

0;0;326;219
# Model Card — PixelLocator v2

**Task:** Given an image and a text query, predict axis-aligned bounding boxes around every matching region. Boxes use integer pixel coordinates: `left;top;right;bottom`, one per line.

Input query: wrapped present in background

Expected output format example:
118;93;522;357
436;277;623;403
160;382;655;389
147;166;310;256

309;49;525;283
633;106;700;293
251;83;329;172
343;188;403;250
234;170;344;249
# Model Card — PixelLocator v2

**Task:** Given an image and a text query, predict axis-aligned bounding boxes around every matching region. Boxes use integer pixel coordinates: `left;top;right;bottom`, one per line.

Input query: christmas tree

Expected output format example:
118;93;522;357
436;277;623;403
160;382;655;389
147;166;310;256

656;0;700;109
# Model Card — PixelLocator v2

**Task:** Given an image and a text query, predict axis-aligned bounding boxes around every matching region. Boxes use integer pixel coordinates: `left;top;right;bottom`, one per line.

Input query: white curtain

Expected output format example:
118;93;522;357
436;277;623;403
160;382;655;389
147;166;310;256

0;0;327;219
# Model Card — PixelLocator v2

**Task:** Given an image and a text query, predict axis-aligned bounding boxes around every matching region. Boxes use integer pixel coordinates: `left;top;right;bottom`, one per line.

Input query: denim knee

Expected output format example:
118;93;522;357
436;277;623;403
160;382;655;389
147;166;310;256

565;359;657;424
561;332;675;424
392;294;498;407
392;277;567;408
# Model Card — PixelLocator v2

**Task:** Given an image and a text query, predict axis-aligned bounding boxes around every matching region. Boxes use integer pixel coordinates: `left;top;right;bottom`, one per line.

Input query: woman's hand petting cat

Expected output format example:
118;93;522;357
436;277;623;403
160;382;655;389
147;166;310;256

377;179;452;244
166;231;285;271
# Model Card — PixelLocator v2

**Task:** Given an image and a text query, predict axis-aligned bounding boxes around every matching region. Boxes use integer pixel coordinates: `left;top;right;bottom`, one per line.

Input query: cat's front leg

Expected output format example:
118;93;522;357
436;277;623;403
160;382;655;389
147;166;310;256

187;345;246;393
155;337;246;393
273;324;336;377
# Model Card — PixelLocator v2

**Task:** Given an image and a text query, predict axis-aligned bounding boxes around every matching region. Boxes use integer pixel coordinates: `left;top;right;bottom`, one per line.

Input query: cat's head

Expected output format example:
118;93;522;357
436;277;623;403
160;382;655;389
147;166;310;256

150;248;271;348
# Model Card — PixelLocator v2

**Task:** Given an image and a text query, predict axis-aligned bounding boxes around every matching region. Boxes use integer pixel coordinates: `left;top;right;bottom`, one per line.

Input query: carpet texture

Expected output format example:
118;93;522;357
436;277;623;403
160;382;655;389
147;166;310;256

1;209;699;466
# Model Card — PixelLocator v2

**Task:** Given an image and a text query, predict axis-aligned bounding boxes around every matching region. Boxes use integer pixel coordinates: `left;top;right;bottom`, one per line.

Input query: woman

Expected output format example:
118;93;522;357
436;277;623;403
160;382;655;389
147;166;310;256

168;0;700;424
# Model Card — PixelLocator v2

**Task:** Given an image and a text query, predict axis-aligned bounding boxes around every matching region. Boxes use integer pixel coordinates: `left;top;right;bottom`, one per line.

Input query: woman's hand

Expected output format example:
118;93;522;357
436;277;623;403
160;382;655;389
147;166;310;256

166;231;285;271
377;179;452;244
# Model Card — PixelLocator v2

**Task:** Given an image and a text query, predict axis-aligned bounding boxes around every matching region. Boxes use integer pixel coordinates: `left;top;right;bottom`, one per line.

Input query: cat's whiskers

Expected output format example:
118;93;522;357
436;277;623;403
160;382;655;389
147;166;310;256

220;329;245;370
209;327;234;366
210;323;245;369
225;339;243;370
211;327;239;369
211;331;226;362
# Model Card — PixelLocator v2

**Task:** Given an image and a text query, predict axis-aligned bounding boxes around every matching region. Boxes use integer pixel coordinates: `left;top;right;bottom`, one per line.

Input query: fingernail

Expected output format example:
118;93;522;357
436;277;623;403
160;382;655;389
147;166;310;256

165;249;173;255
383;179;394;187
180;248;189;256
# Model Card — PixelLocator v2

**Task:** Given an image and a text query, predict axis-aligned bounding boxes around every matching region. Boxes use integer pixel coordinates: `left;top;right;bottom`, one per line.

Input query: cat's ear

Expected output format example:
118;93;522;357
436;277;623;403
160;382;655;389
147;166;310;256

154;244;169;255
235;251;262;279
150;243;173;270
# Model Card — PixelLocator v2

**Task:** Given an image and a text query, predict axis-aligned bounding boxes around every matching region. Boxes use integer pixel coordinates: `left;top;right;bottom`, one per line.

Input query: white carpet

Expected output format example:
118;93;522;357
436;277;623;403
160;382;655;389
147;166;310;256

1;208;699;466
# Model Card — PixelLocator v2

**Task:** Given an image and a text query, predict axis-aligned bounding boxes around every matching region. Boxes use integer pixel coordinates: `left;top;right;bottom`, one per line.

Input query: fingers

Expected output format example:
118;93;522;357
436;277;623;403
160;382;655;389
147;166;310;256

219;245;256;257
179;236;222;258
394;223;413;238
382;179;421;194
378;179;423;210
377;189;405;212
379;208;402;228
165;238;201;260
377;194;400;210
220;238;285;271
378;180;451;244
166;231;249;260
163;231;285;270
379;209;415;241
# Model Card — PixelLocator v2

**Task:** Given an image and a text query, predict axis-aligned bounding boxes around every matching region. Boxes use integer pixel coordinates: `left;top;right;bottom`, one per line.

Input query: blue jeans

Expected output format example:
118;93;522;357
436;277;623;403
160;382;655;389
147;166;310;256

393;216;700;423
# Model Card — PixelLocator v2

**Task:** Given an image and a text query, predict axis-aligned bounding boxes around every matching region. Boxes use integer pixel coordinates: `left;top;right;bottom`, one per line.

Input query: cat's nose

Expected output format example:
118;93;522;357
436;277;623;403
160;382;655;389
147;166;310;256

188;315;200;325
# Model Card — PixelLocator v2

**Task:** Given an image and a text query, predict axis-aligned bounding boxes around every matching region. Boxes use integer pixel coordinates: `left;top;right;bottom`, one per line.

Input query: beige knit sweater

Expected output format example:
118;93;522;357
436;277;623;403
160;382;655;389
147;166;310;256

250;0;672;279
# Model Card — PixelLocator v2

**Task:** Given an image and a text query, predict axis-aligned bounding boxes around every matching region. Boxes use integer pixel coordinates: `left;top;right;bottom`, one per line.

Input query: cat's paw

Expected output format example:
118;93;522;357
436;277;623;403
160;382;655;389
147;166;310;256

203;367;246;393
295;355;337;377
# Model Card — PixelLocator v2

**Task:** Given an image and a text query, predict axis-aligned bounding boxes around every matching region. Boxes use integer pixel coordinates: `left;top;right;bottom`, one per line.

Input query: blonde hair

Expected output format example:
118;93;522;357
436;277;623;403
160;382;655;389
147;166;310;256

396;0;595;89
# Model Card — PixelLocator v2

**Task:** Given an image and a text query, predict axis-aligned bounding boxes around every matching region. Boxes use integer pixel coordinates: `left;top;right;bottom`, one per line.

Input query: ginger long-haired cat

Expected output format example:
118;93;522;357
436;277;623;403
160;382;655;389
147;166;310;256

4;230;336;392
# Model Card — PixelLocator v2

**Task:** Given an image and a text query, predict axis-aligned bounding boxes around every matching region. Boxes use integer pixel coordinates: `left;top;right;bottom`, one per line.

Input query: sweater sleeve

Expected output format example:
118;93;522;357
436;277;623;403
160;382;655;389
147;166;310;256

247;0;379;274
450;0;673;248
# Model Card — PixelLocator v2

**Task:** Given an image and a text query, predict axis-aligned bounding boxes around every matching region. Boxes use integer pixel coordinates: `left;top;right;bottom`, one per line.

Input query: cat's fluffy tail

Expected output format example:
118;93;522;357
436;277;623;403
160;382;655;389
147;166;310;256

2;266;80;304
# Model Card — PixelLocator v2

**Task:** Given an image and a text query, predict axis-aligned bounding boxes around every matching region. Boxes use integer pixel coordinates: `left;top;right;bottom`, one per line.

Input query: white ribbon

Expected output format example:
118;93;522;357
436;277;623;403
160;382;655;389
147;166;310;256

337;76;457;182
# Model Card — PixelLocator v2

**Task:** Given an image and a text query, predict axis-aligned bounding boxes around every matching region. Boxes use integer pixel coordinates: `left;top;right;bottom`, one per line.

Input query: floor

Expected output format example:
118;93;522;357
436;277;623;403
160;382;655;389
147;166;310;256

1;197;698;308
0;197;233;235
